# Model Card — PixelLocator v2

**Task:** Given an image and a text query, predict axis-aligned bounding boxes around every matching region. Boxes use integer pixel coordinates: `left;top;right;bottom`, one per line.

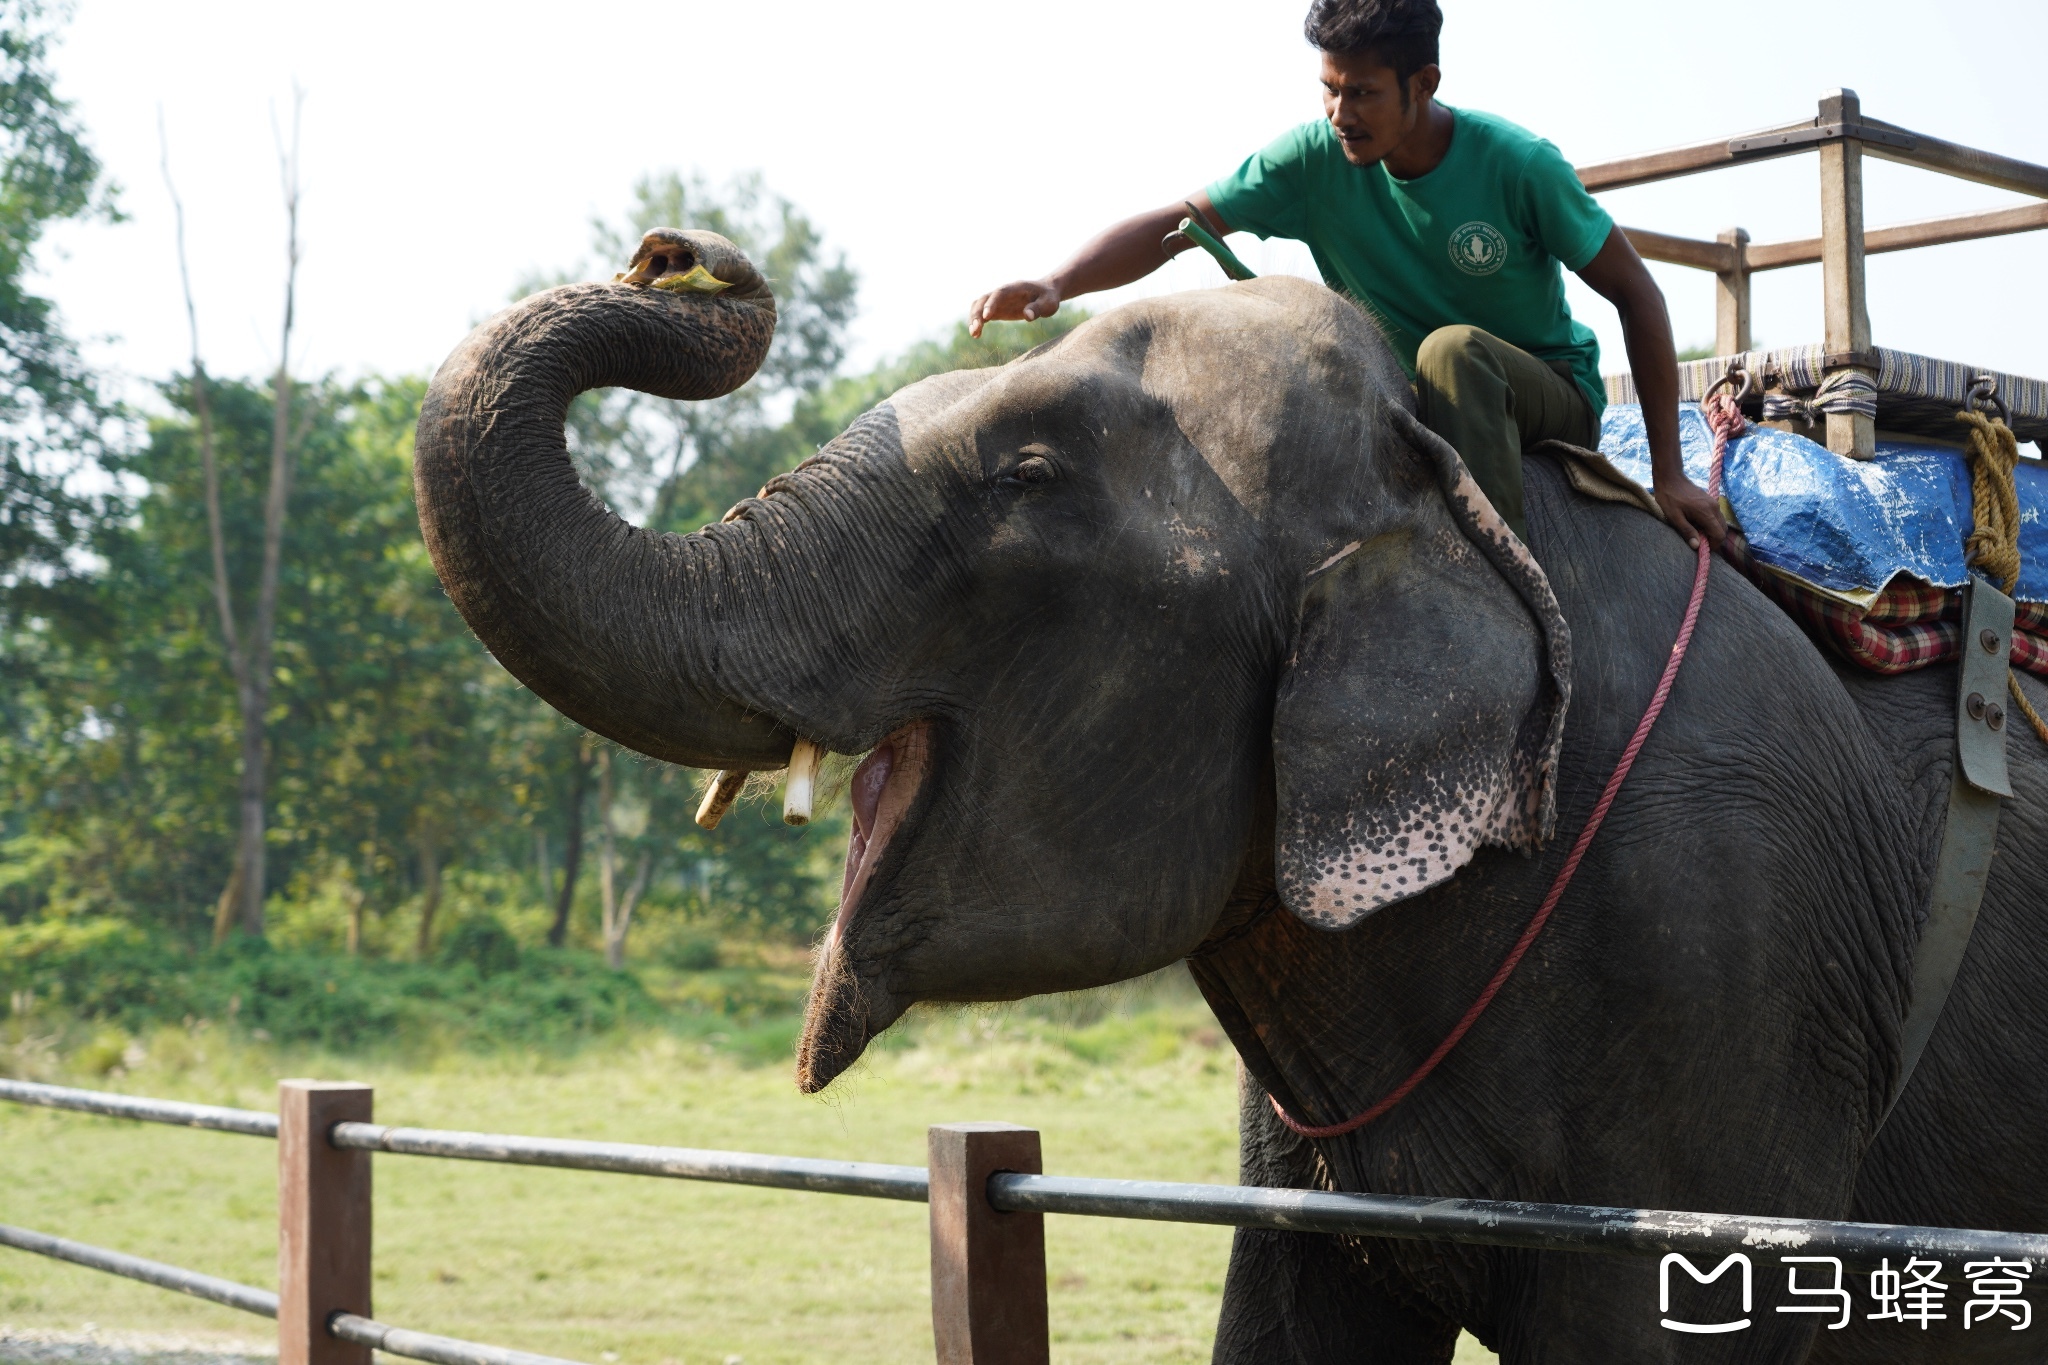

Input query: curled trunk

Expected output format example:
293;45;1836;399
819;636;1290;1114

413;235;791;769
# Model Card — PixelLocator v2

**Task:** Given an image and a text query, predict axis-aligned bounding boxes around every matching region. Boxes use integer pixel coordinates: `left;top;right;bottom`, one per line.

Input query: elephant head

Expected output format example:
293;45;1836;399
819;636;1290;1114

415;233;1570;1093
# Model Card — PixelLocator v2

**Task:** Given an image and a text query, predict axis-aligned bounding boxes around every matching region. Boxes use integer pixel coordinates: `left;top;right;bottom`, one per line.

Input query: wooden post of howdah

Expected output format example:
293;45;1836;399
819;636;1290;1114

279;1081;373;1365
1818;88;1876;458
929;1123;1050;1365
1714;226;1751;358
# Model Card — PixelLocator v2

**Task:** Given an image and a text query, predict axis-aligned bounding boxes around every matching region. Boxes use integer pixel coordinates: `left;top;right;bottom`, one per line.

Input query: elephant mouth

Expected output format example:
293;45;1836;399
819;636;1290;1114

832;719;933;949
796;719;931;1093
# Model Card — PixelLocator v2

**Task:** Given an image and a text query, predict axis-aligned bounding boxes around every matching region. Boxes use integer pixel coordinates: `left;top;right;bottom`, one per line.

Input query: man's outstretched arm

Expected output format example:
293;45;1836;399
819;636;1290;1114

1576;225;1727;550
968;193;1230;337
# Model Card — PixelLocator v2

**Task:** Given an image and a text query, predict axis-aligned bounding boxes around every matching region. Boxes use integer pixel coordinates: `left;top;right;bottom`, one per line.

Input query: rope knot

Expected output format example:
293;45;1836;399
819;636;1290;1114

1760;370;1879;427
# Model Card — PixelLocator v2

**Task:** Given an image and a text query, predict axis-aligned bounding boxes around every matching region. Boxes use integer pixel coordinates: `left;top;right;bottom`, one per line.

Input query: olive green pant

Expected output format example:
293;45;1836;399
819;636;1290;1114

1413;324;1599;540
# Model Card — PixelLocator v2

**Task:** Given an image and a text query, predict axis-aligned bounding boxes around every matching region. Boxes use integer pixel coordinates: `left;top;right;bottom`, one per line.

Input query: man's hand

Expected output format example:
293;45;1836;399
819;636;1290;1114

969;279;1062;338
1578;227;1726;552
966;194;1228;340
1654;474;1727;552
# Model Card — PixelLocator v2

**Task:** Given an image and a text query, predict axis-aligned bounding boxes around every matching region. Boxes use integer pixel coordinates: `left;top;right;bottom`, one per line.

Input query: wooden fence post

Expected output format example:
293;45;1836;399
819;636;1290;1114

279;1081;373;1365
929;1123;1048;1365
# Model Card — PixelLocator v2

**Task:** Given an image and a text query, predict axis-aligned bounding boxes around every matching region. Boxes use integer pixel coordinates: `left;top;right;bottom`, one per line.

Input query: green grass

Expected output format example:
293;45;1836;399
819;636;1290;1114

0;975;1494;1363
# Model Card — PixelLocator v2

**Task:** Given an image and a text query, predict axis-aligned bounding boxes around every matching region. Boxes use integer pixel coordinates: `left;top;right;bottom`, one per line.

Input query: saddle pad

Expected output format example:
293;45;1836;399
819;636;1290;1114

1594;404;2048;678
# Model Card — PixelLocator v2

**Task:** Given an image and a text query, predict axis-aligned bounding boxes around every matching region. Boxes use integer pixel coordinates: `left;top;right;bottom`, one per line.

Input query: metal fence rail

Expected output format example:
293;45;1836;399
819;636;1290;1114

0;1219;582;1365
0;1077;277;1136
990;1174;2048;1271
0;1220;278;1317
328;1122;929;1201
326;1313;585;1365
7;1078;2046;1364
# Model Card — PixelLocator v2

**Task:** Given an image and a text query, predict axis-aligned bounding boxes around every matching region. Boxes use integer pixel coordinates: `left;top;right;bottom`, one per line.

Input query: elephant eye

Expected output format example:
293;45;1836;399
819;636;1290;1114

997;447;1059;490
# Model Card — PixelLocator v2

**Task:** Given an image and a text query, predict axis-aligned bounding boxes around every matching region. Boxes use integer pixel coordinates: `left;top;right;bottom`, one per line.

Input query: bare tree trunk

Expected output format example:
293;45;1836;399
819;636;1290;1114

209;862;241;945
413;822;442;959
166;115;249;948
596;752;650;971
607;852;651;971
597;749;617;959
534;828;552;904
546;743;591;948
231;89;305;939
162;98;305;943
344;870;365;957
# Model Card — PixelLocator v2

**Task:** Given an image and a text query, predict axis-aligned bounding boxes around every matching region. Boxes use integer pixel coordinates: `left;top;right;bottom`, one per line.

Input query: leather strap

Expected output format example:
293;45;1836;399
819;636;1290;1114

1877;576;2013;1131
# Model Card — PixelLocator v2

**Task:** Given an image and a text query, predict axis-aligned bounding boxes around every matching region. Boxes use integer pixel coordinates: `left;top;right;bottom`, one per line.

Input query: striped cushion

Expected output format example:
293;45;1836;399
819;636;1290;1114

1605;345;2048;445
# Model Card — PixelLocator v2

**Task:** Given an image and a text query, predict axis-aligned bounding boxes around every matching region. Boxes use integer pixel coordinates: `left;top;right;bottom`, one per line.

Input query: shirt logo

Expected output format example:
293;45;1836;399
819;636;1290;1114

1448;221;1509;277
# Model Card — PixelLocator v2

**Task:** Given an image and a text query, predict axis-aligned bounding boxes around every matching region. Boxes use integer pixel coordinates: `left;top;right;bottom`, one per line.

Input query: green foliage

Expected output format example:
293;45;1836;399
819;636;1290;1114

436;915;521;976
0;919;657;1052
1;373;522;937
657;927;722;971
0;0;116;621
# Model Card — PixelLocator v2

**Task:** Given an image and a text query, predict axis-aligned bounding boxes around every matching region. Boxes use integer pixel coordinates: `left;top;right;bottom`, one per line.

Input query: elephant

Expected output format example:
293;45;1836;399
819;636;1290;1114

414;229;2048;1363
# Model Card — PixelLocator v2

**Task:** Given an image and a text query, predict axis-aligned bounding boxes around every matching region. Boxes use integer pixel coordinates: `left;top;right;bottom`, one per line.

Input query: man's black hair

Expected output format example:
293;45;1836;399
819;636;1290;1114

1303;0;1443;87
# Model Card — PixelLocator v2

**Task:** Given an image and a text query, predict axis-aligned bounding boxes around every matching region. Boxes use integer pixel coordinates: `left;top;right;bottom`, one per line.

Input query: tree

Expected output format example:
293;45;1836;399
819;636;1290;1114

0;375;517;945
0;0;115;629
161;89;306;941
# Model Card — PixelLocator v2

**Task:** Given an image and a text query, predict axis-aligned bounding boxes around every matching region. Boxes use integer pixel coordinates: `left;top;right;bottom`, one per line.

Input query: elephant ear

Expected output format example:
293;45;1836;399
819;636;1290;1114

1273;404;1572;929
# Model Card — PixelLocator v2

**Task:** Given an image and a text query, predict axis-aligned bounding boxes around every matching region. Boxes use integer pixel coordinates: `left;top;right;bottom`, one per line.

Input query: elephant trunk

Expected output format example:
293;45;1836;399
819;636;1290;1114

413;235;796;769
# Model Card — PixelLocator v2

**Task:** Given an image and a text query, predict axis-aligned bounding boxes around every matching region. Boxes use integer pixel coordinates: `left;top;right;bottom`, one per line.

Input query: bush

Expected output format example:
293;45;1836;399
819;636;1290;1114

658;929;722;972
438;916;521;976
0;922;658;1052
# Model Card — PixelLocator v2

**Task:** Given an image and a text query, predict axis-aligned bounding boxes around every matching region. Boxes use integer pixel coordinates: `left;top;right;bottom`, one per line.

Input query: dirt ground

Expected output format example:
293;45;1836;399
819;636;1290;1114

0;1327;271;1365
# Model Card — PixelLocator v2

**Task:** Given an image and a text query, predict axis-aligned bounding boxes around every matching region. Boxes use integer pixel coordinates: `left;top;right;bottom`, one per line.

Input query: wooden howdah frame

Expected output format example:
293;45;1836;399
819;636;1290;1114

1579;88;2048;458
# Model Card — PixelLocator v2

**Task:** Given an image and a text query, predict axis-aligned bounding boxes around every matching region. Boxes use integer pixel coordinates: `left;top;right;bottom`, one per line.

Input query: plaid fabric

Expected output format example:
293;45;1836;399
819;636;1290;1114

1748;568;2048;677
1864;579;1953;626
1605;344;2048;445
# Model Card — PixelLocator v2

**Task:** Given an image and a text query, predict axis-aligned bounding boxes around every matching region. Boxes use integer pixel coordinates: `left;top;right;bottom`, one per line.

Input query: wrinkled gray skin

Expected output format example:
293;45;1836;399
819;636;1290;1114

415;248;2048;1363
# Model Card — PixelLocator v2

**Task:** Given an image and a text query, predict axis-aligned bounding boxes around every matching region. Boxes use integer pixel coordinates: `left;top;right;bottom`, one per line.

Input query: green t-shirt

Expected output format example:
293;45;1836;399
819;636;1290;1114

1206;106;1614;416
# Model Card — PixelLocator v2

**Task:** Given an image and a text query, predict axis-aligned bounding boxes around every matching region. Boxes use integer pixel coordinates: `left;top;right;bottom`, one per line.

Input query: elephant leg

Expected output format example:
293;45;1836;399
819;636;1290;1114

1213;1226;1460;1363
1214;1068;1461;1364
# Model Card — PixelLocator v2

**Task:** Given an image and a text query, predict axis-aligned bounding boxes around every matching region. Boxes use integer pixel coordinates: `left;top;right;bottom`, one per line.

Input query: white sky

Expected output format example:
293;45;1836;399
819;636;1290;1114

35;0;2048;410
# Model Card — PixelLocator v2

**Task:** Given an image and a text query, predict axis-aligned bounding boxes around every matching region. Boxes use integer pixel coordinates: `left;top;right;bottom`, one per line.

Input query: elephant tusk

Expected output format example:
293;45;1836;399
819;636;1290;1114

783;738;822;826
694;768;750;830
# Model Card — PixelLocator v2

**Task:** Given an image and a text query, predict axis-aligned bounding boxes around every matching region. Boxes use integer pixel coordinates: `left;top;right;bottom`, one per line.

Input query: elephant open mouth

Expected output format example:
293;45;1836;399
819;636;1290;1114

832;719;933;948
797;719;933;1092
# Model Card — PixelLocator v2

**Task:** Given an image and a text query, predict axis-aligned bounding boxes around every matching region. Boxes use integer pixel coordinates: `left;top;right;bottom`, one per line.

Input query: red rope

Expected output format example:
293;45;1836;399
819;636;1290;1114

1273;395;1742;1140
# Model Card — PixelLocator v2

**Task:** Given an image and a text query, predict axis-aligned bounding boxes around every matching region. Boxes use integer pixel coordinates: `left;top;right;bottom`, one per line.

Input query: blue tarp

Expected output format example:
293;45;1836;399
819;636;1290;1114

1598;404;2048;604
